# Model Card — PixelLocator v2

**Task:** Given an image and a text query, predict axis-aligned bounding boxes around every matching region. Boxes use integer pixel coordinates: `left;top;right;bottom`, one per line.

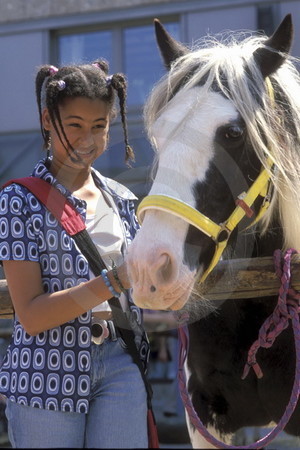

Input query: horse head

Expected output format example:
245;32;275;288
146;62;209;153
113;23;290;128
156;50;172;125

127;15;300;311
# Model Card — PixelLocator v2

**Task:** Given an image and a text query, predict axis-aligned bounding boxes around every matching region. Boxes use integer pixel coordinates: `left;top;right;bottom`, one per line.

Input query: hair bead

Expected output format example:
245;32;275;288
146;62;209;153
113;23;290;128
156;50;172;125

106;75;113;86
57;80;66;91
49;65;59;75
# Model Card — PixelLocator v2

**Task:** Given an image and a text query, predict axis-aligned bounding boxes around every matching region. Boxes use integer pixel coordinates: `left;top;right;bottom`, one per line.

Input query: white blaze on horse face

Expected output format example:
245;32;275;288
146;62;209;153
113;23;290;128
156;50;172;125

128;87;239;310
150;87;239;197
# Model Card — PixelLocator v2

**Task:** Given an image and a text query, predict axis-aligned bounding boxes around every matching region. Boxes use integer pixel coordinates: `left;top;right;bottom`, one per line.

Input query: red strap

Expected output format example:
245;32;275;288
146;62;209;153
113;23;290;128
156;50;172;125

3;177;85;236
147;409;160;448
235;197;254;218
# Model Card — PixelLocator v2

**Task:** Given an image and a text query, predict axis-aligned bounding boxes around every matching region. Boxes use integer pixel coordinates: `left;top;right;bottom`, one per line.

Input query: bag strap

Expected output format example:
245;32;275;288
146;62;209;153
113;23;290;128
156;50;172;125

3;177;157;418
62;204;159;447
2;177;85;236
77;228;154;403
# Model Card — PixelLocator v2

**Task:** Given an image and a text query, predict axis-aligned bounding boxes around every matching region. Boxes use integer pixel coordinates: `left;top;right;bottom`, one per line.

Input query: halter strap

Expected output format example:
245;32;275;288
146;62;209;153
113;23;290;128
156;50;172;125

137;195;221;239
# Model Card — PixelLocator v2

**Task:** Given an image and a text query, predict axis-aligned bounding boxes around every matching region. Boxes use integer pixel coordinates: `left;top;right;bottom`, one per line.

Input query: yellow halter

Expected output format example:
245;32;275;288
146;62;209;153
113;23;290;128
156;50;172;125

137;79;275;283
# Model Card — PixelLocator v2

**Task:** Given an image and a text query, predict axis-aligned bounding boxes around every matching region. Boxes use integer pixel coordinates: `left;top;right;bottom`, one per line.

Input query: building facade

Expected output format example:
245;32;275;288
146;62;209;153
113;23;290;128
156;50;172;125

0;0;299;194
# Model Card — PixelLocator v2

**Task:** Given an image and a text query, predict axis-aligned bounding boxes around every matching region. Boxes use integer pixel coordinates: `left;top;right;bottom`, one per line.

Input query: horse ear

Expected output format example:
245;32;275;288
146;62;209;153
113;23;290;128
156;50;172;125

154;18;188;70
253;14;293;78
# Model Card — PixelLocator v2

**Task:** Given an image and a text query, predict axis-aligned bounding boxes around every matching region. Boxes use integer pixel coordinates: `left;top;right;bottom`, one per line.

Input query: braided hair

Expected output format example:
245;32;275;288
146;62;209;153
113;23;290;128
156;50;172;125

35;60;135;164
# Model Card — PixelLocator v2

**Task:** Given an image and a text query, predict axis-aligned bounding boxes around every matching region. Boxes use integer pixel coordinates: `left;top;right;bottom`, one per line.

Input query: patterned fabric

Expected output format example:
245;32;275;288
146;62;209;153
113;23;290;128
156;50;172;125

0;159;149;413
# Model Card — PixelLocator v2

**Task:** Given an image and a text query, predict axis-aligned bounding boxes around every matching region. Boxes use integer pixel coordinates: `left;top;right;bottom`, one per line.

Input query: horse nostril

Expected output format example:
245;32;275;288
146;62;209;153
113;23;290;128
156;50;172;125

161;254;171;281
156;253;175;285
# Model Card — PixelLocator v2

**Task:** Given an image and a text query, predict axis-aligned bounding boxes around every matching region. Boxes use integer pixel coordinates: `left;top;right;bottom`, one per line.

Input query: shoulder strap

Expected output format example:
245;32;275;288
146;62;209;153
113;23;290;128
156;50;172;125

3;177;85;236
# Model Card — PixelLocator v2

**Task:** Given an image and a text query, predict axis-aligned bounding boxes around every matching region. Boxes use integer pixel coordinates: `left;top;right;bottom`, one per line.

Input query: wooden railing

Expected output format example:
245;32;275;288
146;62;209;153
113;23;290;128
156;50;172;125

1;255;300;317
0;279;14;318
196;254;300;300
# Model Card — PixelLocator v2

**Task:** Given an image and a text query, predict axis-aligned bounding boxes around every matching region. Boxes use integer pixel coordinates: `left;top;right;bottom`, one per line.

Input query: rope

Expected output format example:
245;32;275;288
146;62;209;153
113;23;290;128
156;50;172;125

178;248;300;449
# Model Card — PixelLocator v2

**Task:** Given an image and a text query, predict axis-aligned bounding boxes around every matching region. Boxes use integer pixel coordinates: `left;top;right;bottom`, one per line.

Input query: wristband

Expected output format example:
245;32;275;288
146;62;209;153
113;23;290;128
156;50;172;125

101;268;121;298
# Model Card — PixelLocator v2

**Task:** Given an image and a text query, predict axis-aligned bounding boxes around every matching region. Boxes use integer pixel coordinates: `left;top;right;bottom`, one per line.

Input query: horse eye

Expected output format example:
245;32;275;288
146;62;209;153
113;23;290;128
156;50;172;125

224;125;244;139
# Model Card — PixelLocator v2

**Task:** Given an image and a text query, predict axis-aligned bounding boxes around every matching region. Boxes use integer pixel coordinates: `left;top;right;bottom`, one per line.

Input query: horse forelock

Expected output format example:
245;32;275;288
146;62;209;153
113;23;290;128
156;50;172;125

145;30;300;251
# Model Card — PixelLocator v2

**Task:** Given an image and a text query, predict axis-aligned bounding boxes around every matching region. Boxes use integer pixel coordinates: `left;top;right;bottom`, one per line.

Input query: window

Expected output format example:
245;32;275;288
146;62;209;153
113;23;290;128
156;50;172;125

56;21;179;108
59;30;112;66
124;22;179;107
257;4;277;35
55;20;179;193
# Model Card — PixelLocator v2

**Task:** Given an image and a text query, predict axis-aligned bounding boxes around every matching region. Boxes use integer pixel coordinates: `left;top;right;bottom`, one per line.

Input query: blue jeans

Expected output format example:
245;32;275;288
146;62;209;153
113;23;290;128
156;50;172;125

5;339;148;448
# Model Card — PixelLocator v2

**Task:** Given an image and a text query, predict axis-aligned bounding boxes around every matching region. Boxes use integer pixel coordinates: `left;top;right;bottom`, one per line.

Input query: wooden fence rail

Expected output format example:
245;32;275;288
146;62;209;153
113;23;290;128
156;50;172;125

1;255;300;317
197;254;300;300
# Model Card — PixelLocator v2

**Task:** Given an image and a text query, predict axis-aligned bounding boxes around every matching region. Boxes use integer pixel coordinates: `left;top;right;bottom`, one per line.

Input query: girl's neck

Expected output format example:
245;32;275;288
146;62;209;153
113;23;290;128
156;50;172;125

49;159;93;193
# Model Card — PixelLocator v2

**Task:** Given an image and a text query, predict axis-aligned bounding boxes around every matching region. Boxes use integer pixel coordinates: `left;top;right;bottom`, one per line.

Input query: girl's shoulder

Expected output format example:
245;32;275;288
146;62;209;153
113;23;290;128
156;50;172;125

1;182;28;196
0;182;29;207
105;177;137;200
0;182;43;216
92;169;137;201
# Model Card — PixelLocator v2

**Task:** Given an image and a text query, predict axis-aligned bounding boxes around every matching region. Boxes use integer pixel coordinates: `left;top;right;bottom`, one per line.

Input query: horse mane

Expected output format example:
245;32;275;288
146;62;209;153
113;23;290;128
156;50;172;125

144;31;300;251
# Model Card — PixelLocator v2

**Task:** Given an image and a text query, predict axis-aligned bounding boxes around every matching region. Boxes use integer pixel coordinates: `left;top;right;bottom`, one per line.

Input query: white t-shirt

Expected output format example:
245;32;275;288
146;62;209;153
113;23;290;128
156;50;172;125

86;189;125;312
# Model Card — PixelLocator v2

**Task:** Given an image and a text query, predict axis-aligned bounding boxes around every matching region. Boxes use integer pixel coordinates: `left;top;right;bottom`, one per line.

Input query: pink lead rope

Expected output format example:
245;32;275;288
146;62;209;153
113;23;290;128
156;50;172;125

178;248;300;449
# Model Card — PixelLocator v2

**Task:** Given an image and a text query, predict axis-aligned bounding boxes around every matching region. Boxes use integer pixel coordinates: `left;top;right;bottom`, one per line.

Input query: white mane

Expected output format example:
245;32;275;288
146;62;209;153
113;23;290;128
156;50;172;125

144;32;300;251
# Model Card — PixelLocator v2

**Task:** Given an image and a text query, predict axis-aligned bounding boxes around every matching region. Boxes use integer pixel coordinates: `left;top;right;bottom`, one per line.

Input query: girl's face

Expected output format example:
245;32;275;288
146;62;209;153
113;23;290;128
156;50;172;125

42;96;110;170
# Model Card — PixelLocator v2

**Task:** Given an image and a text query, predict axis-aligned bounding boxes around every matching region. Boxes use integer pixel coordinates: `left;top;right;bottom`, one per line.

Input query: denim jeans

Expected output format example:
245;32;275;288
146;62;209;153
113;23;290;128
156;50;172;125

5;339;148;448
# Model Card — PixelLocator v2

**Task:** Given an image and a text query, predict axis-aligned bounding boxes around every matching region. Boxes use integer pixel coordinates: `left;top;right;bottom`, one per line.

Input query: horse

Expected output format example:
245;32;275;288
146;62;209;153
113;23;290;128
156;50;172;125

126;13;300;448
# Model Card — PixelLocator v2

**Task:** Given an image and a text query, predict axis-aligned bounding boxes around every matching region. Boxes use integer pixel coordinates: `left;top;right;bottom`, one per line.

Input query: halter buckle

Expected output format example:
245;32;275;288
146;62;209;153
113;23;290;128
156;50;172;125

216;224;231;243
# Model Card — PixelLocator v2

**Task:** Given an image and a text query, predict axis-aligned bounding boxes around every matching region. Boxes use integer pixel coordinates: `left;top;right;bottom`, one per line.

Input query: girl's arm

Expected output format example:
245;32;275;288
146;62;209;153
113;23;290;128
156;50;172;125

3;259;129;336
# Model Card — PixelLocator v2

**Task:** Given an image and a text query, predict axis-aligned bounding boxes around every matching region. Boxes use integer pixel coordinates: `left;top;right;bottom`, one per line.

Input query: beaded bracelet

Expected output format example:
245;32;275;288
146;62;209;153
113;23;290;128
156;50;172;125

111;261;126;293
101;268;121;298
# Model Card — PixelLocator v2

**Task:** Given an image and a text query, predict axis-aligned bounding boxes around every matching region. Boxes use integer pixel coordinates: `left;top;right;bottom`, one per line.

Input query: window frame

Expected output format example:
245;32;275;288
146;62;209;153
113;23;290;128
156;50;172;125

49;17;180;191
51;16;180;114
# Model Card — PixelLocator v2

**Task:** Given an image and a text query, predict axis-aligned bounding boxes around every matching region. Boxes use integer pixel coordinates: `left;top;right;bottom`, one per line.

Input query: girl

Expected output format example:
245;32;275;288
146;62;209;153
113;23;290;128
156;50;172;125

0;60;150;448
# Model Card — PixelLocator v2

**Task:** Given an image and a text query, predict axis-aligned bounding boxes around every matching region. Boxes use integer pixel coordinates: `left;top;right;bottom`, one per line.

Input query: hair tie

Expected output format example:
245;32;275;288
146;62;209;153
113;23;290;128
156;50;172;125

49;65;59;75
106;75;113;87
57;80;66;91
92;63;112;87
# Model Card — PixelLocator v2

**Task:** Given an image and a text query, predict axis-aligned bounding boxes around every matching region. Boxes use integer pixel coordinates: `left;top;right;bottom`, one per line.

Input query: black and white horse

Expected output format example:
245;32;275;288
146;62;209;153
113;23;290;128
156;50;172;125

127;14;300;448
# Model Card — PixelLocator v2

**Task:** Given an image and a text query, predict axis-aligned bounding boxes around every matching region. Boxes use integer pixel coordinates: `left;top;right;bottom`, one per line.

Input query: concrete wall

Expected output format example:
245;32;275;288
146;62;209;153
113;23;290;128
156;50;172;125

185;5;257;43
0;0;299;135
0;0;178;23
1;0;298;24
184;2;300;56
280;1;300;56
0;31;49;133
